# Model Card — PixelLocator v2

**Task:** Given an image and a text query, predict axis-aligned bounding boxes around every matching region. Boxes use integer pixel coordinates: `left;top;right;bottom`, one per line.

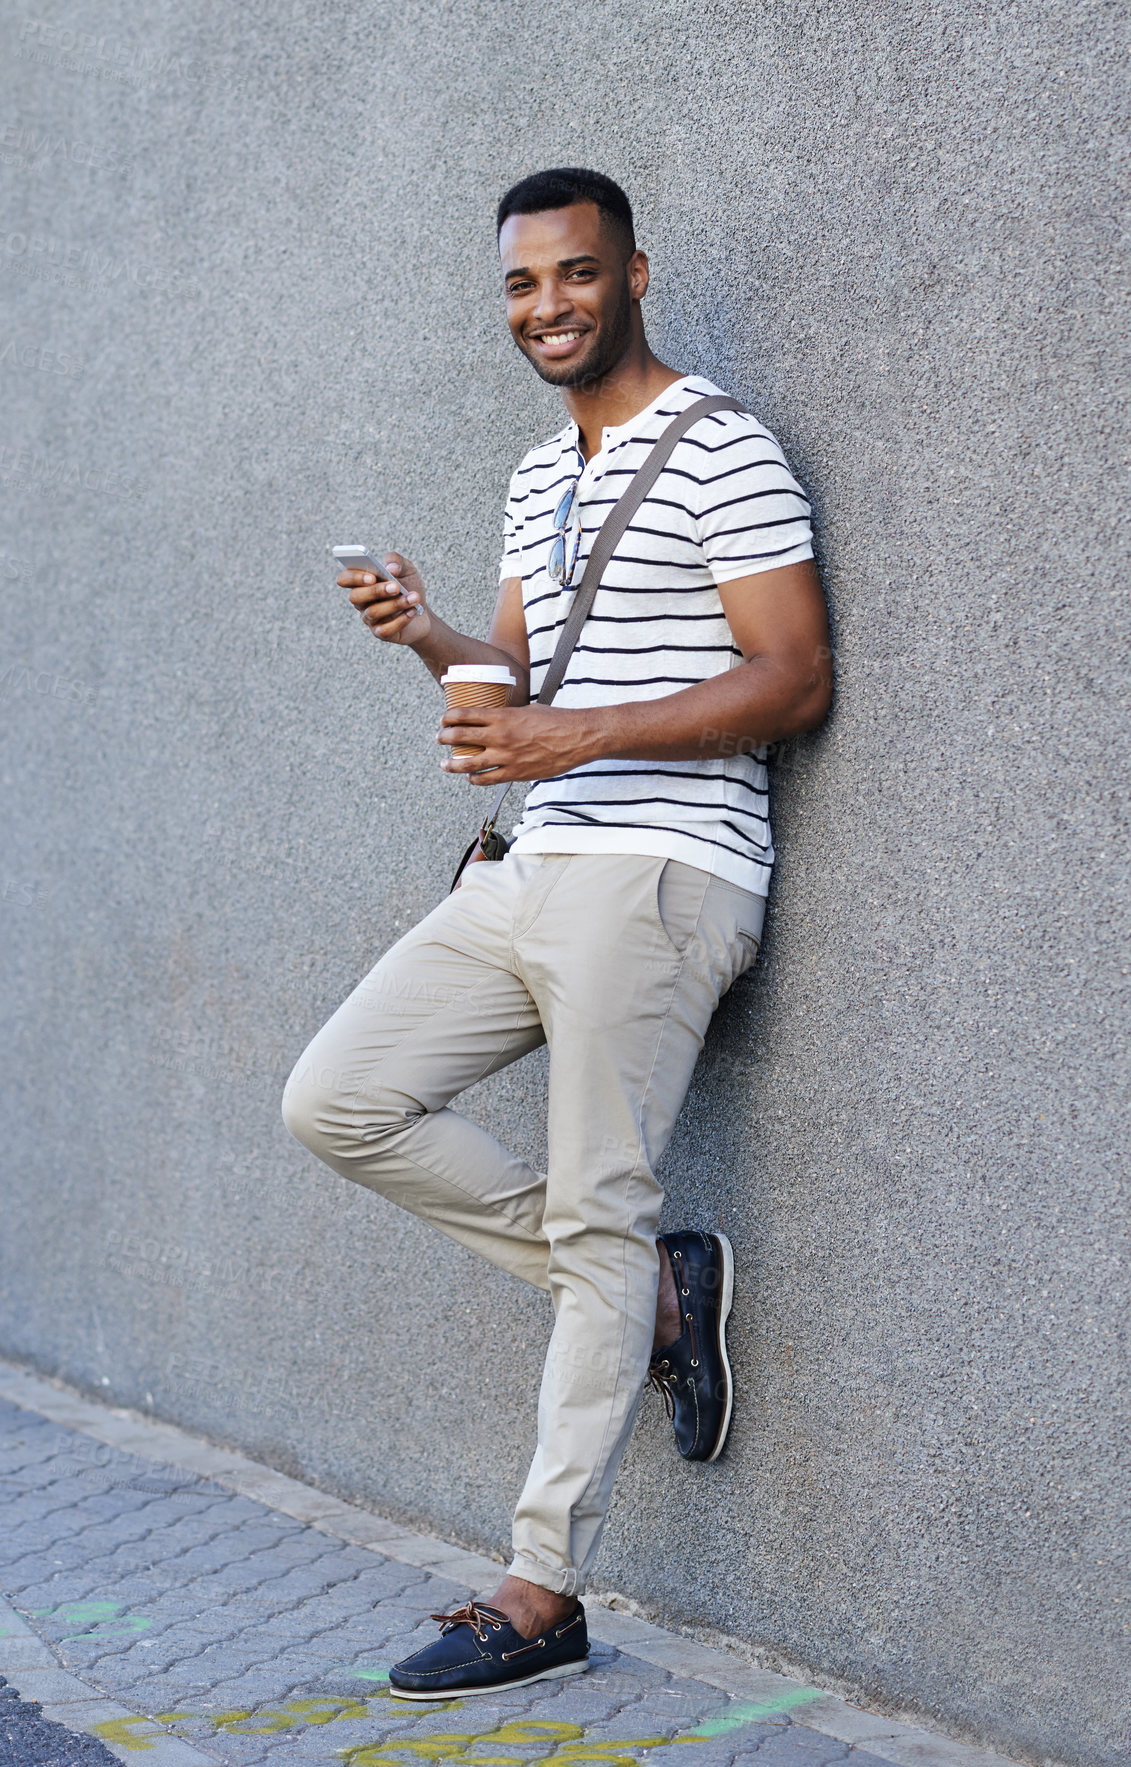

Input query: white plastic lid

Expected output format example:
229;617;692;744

440;665;515;685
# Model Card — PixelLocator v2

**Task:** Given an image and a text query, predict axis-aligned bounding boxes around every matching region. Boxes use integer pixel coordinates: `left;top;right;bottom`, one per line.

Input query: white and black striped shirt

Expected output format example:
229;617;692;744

500;375;813;896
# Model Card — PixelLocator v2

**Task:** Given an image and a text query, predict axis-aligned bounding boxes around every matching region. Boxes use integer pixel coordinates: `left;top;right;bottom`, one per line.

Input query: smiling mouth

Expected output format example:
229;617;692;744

530;328;587;353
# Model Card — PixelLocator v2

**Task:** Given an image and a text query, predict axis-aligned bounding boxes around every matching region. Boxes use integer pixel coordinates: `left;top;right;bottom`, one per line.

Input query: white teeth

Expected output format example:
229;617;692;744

540;331;581;346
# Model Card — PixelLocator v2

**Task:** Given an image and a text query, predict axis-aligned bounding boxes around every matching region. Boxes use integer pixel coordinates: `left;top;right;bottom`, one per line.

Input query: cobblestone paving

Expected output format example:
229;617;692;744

1;1398;892;1767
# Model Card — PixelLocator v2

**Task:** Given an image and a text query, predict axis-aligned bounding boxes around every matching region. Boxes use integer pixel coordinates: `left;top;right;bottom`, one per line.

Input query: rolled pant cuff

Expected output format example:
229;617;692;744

508;1554;582;1598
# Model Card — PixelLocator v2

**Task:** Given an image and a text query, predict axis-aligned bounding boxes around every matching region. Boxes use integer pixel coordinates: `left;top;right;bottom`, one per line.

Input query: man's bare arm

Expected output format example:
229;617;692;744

439;558;832;781
484;576;531;700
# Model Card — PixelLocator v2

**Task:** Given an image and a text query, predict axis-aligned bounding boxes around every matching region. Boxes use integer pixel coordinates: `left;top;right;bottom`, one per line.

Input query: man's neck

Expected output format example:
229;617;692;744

561;343;684;461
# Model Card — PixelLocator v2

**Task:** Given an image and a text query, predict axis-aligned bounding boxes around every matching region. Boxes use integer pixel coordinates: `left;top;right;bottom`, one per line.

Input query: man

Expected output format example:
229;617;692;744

283;167;831;1698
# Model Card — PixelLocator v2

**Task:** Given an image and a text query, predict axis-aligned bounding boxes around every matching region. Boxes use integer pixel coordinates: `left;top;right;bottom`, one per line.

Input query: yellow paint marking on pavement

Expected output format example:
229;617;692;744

90;1713;195;1752
340;1720;691;1767
92;1684;818;1761
90;1716;165;1751
211;1696;371;1734
341;1721;584;1767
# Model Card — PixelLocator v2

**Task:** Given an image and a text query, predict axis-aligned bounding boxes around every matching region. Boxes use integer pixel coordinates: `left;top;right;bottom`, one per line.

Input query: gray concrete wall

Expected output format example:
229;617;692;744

1;2;1125;1762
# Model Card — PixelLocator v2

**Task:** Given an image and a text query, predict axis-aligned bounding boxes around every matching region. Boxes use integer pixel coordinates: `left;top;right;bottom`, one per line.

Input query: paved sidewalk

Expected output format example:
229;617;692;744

0;1362;1026;1767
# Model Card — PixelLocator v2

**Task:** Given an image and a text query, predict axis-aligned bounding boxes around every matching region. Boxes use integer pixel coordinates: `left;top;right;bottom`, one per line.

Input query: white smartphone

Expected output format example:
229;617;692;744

332;544;398;582
332;544;419;619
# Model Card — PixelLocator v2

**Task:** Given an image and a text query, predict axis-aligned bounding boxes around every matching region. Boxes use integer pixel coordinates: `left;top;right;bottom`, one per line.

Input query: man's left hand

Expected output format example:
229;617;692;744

439;705;592;784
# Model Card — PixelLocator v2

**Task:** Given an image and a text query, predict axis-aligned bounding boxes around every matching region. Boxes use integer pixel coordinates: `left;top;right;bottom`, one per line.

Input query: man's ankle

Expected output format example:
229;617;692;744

653;1237;682;1349
490;1574;576;1639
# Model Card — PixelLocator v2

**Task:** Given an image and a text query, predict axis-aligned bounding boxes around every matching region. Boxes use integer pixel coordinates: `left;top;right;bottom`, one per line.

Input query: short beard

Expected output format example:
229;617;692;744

519;277;634;391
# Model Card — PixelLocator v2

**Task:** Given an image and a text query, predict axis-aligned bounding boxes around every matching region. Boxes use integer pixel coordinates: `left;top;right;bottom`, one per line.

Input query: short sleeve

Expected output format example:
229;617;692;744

693;414;814;584
499;468;525;582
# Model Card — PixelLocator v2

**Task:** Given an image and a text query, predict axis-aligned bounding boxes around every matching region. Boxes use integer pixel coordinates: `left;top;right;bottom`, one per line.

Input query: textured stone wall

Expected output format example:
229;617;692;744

1;3;1125;1762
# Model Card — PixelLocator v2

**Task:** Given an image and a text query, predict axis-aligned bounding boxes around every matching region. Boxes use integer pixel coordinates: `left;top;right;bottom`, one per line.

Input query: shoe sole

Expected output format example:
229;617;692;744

388;1658;589;1700
705;1231;734;1463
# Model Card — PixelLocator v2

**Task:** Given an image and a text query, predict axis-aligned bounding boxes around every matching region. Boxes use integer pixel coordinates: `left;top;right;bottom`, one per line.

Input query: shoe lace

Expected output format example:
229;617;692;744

672;1247;699;1367
646;1358;678;1420
430;1600;505;1641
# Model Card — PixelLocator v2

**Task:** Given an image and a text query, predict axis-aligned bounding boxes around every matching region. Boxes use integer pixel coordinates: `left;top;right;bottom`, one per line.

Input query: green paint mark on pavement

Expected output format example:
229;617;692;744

27;1599;151;1640
682;1687;824;1735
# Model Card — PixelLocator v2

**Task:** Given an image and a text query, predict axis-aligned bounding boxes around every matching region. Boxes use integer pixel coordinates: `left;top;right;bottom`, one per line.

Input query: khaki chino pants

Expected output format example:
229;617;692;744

282;852;763;1596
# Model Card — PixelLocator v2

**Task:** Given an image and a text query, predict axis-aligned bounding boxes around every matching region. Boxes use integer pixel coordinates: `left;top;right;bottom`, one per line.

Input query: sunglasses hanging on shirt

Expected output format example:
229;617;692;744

549;481;582;588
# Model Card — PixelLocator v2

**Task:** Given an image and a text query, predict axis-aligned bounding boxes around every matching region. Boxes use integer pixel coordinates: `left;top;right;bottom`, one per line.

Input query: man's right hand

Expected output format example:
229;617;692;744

338;552;432;646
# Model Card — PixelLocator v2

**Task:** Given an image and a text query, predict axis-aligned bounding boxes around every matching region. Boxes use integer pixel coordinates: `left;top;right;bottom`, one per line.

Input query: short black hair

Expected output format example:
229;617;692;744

496;168;635;255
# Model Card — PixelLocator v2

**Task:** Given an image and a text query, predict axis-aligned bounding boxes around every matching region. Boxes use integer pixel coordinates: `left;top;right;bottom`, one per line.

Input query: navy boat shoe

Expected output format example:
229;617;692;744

648;1230;735;1462
388;1600;589;1700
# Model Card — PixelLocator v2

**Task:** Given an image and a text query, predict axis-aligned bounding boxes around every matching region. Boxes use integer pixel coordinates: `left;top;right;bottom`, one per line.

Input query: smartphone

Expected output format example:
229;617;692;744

332;544;419;619
332;544;398;582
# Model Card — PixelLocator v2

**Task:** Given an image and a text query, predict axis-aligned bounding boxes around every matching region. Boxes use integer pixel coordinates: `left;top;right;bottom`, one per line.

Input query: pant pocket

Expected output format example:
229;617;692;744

735;929;761;981
702;881;764;992
654;858;711;957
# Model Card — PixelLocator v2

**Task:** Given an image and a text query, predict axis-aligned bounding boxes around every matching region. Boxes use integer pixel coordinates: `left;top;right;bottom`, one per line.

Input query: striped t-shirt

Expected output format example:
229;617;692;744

499;374;814;897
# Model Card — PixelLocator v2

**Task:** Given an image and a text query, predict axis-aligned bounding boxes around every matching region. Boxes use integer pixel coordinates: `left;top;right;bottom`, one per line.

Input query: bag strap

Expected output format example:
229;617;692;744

477;392;745;844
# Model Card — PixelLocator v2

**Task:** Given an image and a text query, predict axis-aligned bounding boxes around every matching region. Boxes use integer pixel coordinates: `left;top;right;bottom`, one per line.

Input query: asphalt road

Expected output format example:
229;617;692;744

0;1677;119;1765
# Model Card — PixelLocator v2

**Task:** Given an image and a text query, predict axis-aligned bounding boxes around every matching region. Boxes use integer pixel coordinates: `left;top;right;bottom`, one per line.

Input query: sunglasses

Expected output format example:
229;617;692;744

549;481;582;588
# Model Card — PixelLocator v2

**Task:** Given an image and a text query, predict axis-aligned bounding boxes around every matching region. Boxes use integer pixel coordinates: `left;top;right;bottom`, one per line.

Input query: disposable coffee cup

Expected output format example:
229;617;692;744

441;665;515;757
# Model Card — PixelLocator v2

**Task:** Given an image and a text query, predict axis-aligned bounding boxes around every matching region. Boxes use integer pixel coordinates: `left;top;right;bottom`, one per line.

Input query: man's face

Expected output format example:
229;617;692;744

499;202;643;389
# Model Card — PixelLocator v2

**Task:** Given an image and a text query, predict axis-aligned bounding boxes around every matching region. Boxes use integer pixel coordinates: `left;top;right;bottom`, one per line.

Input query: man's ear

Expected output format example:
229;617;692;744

628;249;650;302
